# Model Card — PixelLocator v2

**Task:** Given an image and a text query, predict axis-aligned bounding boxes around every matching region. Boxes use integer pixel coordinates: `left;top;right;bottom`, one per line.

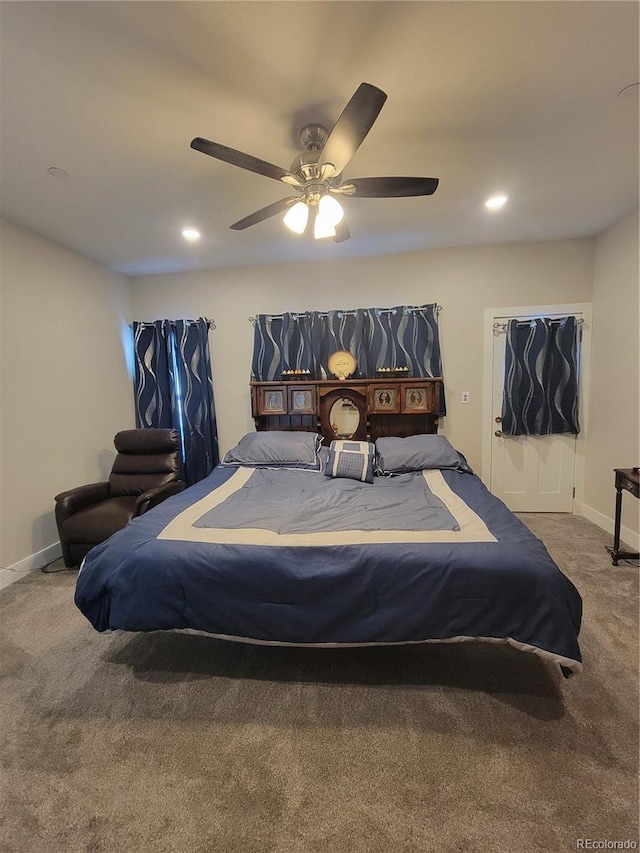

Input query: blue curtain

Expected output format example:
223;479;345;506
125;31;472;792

309;309;370;378
132;318;219;484
132;320;175;428
251;303;445;413
251;310;368;379
363;304;445;414
252;315;285;381
501;316;580;436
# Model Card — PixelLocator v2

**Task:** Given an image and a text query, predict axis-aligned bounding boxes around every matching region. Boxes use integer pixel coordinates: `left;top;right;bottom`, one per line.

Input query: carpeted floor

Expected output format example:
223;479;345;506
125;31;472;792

0;514;638;853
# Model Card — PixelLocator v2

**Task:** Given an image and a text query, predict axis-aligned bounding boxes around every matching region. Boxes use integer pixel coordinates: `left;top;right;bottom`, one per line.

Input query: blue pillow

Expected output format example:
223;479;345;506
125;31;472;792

325;440;375;483
375;434;471;474
221;431;323;470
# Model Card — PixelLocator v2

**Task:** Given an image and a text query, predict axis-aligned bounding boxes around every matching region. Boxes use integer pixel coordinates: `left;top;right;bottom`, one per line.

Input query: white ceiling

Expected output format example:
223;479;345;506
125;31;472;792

1;1;638;276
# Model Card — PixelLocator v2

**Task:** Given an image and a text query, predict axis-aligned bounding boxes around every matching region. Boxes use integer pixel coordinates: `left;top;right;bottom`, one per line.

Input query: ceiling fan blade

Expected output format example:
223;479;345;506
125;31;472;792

191;137;301;186
229;196;299;230
342;177;439;197
317;83;387;176
334;220;351;243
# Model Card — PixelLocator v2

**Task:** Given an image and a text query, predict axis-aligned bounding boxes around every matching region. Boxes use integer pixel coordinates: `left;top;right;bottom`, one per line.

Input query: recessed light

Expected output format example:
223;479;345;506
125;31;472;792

47;166;69;177
485;195;508;210
182;228;201;241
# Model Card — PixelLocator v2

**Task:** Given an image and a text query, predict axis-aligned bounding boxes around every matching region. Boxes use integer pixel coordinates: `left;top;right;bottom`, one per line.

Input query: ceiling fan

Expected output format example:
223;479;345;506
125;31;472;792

190;83;439;243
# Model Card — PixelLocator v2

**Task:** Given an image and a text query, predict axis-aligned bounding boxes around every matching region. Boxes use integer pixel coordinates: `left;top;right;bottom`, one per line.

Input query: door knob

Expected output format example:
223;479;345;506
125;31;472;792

495;430;504;437
495;416;503;423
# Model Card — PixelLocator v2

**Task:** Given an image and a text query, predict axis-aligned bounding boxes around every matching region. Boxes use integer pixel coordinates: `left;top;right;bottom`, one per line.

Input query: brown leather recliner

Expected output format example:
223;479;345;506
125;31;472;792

55;428;186;568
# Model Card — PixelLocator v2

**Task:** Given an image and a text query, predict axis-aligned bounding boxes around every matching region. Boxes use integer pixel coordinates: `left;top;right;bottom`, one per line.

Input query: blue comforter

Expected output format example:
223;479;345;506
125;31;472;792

75;465;582;674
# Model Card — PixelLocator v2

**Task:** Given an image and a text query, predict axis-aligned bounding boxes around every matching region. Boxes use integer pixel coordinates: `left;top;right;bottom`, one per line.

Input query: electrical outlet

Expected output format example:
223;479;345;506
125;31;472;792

461;391;470;404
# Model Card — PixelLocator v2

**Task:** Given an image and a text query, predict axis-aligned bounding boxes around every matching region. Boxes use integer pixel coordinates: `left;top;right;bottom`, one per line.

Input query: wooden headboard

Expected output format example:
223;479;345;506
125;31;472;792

250;378;442;445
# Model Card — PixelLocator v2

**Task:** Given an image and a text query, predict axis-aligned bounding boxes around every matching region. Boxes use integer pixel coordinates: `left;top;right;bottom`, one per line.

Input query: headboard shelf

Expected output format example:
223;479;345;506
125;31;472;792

250;378;443;444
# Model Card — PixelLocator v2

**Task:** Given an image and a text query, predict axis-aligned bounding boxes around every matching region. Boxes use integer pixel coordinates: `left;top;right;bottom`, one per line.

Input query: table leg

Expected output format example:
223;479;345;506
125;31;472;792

606;484;639;566
613;487;623;553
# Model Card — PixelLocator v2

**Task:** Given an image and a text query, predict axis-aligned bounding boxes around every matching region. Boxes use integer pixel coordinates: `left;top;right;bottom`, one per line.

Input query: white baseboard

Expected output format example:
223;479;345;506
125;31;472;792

581;503;640;552
6;542;62;574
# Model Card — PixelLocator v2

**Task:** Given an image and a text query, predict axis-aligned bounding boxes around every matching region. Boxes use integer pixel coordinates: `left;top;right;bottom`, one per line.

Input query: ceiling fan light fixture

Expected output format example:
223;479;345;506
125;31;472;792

314;215;336;240
314;194;344;239
318;194;344;225
191;83;438;245
283;201;309;234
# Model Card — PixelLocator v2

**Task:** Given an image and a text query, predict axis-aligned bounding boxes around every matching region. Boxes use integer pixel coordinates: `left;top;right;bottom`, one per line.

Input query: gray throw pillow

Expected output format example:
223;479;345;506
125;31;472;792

221;431;323;470
375;434;468;474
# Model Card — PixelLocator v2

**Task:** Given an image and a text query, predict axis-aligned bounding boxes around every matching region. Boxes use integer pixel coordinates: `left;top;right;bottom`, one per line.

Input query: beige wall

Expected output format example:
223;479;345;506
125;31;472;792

132;237;595;472
0;219;135;568
584;209;640;544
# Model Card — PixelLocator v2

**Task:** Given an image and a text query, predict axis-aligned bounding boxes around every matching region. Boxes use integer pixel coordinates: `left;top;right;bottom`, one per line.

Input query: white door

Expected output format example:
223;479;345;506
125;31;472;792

489;312;582;513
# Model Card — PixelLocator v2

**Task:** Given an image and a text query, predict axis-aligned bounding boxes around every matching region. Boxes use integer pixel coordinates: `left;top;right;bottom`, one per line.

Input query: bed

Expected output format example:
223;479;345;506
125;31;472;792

75;431;583;676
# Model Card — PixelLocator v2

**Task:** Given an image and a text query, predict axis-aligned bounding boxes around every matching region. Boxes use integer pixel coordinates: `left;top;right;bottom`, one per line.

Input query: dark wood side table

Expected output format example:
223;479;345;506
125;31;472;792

606;468;639;566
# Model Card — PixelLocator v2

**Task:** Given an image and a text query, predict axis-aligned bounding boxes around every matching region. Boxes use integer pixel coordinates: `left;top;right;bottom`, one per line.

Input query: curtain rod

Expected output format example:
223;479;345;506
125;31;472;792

493;317;583;335
133;317;216;330
249;305;442;325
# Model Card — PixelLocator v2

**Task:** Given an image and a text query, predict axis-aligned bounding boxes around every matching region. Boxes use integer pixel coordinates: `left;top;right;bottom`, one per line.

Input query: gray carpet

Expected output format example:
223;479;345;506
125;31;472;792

1;514;638;853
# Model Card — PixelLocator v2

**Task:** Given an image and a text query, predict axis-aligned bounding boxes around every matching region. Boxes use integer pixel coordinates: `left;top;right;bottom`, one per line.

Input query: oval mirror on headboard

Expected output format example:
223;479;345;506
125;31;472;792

329;397;361;439
319;386;368;444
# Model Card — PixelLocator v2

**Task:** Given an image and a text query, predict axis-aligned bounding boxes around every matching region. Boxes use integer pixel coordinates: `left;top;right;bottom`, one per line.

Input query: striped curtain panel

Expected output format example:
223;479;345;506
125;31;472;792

501;317;580;436
251;315;285;381
309;309;370;378
132;318;219;485
132;320;175;429
252;314;317;379
364;304;446;414
251;304;444;413
251;311;368;379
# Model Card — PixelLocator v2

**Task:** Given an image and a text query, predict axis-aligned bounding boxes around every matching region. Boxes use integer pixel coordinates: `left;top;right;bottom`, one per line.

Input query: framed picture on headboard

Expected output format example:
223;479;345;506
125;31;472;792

369;385;400;414
288;386;316;415
401;385;433;413
258;387;287;415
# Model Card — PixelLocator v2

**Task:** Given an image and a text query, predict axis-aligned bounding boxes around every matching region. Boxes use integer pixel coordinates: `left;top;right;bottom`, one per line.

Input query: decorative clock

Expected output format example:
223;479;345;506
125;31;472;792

328;350;357;380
